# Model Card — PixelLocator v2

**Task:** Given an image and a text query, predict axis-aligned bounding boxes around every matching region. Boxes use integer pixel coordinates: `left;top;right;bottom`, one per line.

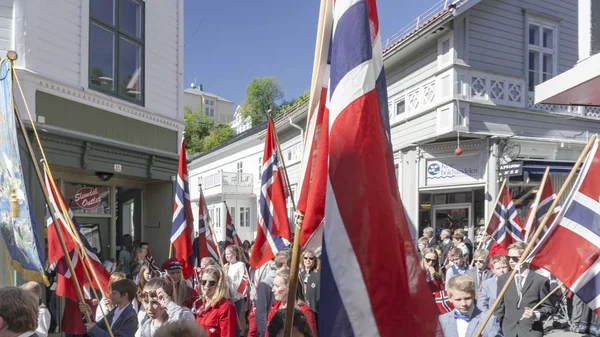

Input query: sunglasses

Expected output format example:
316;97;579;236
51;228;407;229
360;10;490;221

507;256;520;262
475;259;487;264
424;258;437;264
201;280;217;287
304;256;315;261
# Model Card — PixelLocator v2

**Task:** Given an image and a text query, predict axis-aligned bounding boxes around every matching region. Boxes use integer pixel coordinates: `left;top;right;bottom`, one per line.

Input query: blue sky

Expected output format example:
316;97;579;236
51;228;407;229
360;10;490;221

183;0;443;114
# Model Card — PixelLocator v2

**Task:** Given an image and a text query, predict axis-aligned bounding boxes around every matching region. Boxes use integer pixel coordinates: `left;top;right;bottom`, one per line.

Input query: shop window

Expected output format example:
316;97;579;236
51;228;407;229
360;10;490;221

64;182;111;215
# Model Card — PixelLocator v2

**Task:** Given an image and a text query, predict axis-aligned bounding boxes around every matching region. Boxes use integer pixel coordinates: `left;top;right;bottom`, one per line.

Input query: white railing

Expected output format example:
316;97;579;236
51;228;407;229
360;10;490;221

203;172;253;189
457;69;525;108
527;92;600;118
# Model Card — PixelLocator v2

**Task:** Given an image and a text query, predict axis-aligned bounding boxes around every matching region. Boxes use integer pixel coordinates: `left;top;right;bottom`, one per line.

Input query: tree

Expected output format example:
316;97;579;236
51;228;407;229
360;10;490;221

240;77;284;126
202;126;235;152
183;105;214;154
278;90;309;115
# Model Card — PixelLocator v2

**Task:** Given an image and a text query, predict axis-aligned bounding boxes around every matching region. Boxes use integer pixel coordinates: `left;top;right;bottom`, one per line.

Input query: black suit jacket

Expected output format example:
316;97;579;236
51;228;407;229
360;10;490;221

494;270;553;337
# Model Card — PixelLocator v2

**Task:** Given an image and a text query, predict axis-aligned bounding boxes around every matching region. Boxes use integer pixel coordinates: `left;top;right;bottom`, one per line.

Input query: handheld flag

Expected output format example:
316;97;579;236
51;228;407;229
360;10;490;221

434;290;454;314
236;267;250;299
191;187;220;265
249;118;292;270
315;0;442;335
224;202;243;248
486;185;524;250
523;176;560;243
170;140;194;279
529;139;600;316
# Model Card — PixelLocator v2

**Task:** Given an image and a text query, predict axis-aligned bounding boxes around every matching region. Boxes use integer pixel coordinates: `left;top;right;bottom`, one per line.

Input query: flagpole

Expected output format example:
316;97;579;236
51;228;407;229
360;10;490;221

475;134;597;337
208;216;224;268
524;167;550;242
470;178;507;266
7;53;92;324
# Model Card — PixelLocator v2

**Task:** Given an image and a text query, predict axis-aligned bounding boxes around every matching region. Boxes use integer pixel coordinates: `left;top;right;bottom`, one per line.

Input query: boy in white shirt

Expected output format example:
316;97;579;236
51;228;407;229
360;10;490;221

20;281;51;337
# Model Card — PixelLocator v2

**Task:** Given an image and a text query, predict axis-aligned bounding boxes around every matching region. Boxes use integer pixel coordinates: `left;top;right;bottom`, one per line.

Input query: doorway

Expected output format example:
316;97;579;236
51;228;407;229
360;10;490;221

75;218;111;262
431;203;472;234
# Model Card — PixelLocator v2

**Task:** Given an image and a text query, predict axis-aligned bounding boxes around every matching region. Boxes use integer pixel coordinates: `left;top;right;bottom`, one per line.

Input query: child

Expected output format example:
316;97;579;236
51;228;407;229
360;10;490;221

466;249;493;298
79;279;139;337
478;255;510;311
445;248;470;284
20;281;51;337
439;274;501;337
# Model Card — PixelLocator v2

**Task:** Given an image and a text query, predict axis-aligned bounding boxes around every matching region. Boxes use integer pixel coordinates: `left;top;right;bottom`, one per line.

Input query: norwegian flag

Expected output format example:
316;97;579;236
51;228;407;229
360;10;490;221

433;291;454;314
44;169;109;301
311;0;441;336
236;267;250;299
170;140;194;278
529;139;600;316
249;118;292;270
486;185;525;250
523;177;560;243
191;187;219;265
224;202;243;248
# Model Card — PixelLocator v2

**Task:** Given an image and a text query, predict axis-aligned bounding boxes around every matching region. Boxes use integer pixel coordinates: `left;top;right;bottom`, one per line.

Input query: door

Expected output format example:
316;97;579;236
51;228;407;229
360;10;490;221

431;203;472;237
76;218;111;262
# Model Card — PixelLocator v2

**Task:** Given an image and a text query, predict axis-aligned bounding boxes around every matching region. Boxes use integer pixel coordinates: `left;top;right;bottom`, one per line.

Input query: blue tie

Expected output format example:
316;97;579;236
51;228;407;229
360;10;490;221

454;311;471;322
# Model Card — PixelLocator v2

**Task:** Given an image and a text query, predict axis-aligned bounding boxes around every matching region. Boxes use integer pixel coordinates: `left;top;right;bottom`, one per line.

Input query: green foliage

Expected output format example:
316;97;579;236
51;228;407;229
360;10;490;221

278;90;309;115
202;126;235;151
184;105;214;154
240;77;284;126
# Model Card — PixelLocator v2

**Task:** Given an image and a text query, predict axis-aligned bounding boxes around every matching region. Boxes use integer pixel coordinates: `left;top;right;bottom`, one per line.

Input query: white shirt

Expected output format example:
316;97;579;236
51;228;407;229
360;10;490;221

515;269;541;321
37;306;51;337
111;303;131;327
226;261;247;301
455;306;474;337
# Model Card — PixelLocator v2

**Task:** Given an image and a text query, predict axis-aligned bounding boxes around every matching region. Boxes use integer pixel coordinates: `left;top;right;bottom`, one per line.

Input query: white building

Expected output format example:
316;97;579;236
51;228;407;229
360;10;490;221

231;105;253;134
1;0;185;287
184;84;234;124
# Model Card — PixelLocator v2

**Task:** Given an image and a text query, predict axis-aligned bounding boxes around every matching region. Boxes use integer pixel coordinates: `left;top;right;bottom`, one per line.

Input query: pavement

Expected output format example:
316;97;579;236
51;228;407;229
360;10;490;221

547;333;586;337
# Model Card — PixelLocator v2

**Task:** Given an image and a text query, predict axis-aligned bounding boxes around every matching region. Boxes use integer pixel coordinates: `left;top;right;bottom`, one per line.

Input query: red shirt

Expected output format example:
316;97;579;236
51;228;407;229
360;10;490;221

182;286;200;309
267;301;318;337
427;278;444;293
195;298;237;337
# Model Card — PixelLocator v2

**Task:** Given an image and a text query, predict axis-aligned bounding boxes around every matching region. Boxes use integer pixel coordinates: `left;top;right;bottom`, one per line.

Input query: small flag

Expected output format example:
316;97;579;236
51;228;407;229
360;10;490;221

486;185;524;250
524;177;560;243
191;187;220;265
434;290;454;314
224;202;243;248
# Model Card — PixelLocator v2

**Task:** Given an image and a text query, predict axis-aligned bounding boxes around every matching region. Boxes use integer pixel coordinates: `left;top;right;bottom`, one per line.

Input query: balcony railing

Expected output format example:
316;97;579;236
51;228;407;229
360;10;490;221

203;172;253;196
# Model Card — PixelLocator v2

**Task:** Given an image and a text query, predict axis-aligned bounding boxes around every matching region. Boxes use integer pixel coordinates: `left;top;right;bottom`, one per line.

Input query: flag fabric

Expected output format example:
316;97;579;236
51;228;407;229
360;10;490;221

44;169;109;301
315;0;442;336
486;185;525;250
434;290;454;314
529;139;600;316
249;119;292;270
224;202;243;248
523;177;560;243
191;187;219;266
170;140;194;279
236;267;250;299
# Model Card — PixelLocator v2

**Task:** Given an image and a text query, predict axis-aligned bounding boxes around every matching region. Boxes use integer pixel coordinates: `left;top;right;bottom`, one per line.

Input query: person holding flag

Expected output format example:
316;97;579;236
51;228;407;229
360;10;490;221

191;187;220;268
225;245;250;337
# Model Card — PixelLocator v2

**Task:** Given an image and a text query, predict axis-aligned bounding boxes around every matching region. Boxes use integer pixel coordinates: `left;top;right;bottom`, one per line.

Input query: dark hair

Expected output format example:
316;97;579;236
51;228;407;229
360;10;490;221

111;279;138;302
154;320;207;337
267;308;313;337
0;287;39;333
140;242;149;248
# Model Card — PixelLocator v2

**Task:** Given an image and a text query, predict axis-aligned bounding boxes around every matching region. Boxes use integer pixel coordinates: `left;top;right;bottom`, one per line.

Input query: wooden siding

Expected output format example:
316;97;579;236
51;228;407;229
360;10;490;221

386;41;438;95
467;0;578;76
0;1;12;57
390;111;437;150
468;105;600;141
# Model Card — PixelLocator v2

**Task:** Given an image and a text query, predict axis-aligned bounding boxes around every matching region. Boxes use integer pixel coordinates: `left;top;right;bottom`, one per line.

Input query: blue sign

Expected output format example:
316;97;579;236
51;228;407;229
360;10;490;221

426;155;482;186
0;60;47;285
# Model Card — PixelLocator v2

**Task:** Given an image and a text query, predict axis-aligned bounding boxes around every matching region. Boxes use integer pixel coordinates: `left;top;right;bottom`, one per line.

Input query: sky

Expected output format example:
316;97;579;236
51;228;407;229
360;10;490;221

183;0;444;114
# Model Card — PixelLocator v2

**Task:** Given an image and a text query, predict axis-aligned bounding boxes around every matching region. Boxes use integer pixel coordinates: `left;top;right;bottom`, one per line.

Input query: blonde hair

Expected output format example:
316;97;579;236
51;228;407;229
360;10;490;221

507;242;527;256
300;250;320;272
274;249;292;270
275;269;306;304
137;264;154;302
201;265;230;306
449;247;463;258
171;271;192;306
200;257;217;267
473;249;489;260
20;281;42;300
490;255;508;266
420;248;444;284
447;274;475;298
109;272;126;291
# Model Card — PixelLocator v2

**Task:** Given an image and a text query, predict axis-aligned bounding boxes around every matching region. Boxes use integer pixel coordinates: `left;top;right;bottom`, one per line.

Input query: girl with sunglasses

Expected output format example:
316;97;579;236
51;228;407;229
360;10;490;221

194;265;237;337
137;278;195;337
420;248;445;292
298;251;320;314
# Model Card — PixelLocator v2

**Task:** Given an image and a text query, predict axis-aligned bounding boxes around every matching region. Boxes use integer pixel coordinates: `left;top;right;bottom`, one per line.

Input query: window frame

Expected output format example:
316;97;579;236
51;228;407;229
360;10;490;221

526;16;558;92
89;0;146;105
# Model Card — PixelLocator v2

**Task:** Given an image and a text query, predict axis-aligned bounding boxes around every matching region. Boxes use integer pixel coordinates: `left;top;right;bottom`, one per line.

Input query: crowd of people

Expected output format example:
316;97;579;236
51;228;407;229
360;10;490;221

417;226;599;337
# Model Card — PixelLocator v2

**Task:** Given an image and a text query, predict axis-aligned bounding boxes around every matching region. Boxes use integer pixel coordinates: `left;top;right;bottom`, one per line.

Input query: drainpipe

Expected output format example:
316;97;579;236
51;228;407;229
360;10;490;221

289;117;304;148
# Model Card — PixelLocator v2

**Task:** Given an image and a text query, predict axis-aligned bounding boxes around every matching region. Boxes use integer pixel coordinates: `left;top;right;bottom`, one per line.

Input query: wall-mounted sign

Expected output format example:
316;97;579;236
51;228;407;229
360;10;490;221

74;187;103;210
113;164;122;173
498;161;523;177
426;155;482;186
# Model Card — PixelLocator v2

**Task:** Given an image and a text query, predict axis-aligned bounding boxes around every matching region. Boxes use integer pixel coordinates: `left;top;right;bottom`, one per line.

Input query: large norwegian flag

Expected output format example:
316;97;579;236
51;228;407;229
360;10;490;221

486;185;525;250
249;118;292;270
529;139;600;316
192;187;219;264
523;177;560;243
44;169;109;301
170;140;194;278
224;202;243;248
315;0;441;336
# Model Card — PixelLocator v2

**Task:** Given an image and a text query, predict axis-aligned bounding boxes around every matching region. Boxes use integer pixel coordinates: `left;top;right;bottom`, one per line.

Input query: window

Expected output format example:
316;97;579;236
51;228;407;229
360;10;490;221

245;207;250;227
395;98;405;116
89;0;144;104
210;108;214;117
239;207;250;227
287;185;297;224
258;157;262;179
214;206;220;228
237;162;243;174
230;207;236;226
527;18;557;91
204;98;210;104
205;107;209;116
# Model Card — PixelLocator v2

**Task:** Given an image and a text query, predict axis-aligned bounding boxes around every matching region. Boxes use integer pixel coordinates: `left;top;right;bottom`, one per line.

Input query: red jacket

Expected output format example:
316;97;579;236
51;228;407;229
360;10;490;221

182;287;200;309
267;301;318;337
195;298;237;337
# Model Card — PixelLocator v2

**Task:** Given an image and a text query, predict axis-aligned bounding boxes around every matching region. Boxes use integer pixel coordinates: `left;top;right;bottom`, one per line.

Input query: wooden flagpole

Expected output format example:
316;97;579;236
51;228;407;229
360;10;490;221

475;134;597;337
7;54;91;324
470;178;507;266
524;167;550;243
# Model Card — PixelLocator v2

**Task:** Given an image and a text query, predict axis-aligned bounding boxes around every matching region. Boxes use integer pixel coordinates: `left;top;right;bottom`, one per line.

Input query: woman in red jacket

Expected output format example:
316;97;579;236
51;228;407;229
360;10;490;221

193;265;237;337
267;269;318;337
420;247;445;292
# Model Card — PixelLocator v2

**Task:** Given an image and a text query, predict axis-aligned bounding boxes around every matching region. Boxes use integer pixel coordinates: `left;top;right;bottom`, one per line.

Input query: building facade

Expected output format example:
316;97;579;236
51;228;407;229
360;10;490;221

0;0;185;287
184;85;233;124
231;105;253;134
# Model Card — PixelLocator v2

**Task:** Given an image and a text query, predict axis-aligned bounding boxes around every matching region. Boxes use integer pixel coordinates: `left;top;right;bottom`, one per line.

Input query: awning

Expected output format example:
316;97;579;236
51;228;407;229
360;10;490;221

522;161;576;175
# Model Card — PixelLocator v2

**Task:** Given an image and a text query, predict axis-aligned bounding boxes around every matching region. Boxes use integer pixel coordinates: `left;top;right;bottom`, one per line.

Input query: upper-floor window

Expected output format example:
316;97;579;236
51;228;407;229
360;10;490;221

205;107;209;116
89;0;145;105
527;17;557;91
237;162;243;174
210;108;214;117
395;98;405;117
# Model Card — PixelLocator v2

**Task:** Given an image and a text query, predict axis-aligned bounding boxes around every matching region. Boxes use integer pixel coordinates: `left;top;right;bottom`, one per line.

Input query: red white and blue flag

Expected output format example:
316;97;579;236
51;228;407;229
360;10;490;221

434;290;454;314
224;202;243;248
487;185;524;250
249;118;292;270
236;267;250;299
529;139;600;316
523;177;560;243
44;169;109;301
170;140;194;278
302;0;441;335
191;187;219;266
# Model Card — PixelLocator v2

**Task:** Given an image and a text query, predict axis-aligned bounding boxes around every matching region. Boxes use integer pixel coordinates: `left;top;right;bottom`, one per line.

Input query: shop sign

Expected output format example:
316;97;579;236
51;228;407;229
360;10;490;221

74;187;102;210
426;155;482;186
498;161;523;177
